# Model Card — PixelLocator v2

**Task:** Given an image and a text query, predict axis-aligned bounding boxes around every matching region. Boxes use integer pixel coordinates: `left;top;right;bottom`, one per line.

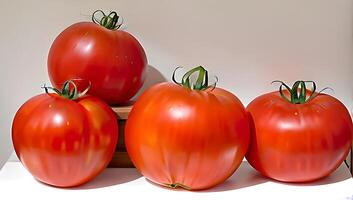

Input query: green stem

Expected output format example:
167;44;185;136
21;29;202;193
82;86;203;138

172;66;218;91
92;10;123;30
42;79;91;100
271;80;332;104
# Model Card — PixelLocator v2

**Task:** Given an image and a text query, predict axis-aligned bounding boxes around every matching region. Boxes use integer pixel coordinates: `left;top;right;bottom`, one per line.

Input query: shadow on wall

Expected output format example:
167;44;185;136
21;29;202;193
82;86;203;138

132;65;167;100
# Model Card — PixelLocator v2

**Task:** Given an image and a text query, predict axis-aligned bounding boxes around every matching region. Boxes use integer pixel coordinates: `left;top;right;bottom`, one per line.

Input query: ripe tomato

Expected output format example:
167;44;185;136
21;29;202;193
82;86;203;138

48;10;147;105
246;81;353;182
125;66;250;190
12;81;118;187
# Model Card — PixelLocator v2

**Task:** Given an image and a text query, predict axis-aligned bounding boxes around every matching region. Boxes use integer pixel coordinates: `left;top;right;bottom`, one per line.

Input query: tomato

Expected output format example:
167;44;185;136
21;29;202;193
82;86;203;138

125;66;250;190
246;81;353;182
12;81;118;187
48;10;147;105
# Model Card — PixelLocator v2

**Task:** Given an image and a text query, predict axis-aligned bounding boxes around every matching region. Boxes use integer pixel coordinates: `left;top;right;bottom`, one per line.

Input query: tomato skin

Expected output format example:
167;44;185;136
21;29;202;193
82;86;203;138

12;93;118;187
125;83;250;190
246;91;353;182
48;22;147;105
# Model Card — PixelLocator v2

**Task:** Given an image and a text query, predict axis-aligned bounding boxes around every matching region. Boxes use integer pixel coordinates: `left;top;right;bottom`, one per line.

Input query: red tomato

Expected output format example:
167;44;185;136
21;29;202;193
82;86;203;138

125;66;250;190
48;11;147;105
246;81;353;182
12;82;118;187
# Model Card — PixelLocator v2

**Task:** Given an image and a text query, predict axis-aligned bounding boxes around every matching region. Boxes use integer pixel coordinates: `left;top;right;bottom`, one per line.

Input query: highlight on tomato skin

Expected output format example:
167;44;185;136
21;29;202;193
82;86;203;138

48;10;147;105
11;80;118;187
245;80;353;183
125;66;251;190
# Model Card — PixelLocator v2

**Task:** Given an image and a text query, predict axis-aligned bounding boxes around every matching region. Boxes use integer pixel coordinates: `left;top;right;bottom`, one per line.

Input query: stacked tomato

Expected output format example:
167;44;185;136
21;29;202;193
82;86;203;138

48;10;147;104
12;10;146;187
11;10;353;190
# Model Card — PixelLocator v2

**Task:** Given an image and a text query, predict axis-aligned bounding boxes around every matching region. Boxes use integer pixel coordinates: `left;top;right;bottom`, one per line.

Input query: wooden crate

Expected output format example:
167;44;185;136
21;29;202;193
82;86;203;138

108;103;135;168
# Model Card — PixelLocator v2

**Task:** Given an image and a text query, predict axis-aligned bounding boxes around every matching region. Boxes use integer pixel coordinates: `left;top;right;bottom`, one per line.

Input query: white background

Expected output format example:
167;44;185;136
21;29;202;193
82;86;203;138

0;0;352;168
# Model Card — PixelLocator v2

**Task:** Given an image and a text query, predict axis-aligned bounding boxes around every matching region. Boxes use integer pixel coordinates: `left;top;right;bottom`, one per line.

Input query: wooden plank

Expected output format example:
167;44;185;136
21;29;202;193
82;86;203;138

108;151;135;168
111;101;134;120
116;121;126;151
109;102;134;168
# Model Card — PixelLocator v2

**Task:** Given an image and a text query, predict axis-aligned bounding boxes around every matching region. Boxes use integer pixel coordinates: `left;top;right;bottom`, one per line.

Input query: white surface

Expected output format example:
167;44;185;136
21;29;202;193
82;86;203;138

1;0;353;168
1;160;353;200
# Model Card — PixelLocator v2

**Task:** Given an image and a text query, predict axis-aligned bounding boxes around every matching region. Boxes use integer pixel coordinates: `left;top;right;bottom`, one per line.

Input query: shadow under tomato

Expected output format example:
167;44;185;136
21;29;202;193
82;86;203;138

277;163;352;187
198;160;352;192
142;161;268;192
145;178;190;192
57;168;142;190
199;161;268;192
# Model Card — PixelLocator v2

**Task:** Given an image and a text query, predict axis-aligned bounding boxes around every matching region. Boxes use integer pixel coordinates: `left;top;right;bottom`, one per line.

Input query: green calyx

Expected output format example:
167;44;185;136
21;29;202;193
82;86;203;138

92;10;123;30
42;79;91;100
172;66;218;91
272;80;332;104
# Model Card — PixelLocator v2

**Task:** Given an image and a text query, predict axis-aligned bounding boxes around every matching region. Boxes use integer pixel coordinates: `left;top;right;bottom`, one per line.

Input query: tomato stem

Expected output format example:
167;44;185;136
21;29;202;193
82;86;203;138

172;66;218;91
42;79;91;100
92;10;123;30
271;80;332;104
